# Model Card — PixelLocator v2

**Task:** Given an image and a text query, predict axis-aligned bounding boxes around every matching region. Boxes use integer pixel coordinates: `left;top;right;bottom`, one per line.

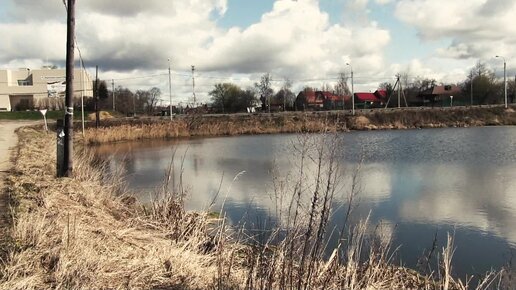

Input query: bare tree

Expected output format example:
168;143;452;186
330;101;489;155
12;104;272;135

148;87;161;114
255;73;274;113
462;61;500;104
135;90;150;114
273;78;295;111
334;72;350;96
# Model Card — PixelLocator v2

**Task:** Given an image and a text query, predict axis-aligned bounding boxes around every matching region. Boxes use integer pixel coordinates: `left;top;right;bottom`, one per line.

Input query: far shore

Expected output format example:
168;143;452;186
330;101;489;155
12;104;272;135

77;106;515;145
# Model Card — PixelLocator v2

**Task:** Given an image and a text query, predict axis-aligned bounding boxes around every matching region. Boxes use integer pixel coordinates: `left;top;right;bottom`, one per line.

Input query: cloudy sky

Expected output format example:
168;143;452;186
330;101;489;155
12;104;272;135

1;0;514;104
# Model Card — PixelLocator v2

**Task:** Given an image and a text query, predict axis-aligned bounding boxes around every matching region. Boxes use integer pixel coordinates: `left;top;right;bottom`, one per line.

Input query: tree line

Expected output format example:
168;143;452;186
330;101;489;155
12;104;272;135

379;61;516;107
77;80;163;116
209;73;297;113
78;62;514;116
208;73;353;113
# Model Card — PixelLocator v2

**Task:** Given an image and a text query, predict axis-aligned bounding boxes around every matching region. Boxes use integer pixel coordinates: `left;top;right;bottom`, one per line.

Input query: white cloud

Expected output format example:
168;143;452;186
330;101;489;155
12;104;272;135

199;0;390;88
0;0;392;101
399;164;516;246
375;0;392;4
394;0;516;63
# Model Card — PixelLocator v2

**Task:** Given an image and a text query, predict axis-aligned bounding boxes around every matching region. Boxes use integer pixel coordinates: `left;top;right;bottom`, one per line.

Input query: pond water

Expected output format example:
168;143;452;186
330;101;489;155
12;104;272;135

95;126;516;277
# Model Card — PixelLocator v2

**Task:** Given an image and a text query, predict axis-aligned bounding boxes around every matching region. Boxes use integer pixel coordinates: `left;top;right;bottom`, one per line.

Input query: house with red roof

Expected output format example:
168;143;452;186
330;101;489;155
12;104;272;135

295;90;349;111
353;89;387;108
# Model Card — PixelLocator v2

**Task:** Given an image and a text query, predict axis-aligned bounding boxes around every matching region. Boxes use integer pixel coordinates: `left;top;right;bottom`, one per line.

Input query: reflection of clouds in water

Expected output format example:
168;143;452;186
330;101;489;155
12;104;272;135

358;163;392;202
399;164;516;247
96;127;516;258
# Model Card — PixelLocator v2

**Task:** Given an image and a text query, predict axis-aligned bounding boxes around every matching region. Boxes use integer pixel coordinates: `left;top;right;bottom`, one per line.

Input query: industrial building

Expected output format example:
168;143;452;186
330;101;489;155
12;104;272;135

0;67;92;111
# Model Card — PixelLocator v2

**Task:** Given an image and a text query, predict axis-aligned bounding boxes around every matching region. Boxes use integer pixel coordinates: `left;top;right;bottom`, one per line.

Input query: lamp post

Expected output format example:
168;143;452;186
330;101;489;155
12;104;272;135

346;63;355;115
450;95;453;108
168;58;173;120
495;55;508;109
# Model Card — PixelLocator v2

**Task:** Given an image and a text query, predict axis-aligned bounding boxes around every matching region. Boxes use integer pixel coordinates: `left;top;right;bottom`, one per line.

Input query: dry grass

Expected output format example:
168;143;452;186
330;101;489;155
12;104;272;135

81;107;516;145
0;128;221;289
82;113;346;145
87;111;114;121
0;127;511;289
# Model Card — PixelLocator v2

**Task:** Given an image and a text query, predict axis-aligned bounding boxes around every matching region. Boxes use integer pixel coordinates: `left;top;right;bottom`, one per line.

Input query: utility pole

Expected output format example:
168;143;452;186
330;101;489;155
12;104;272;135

191;65;196;107
168;58;172;120
61;0;75;177
346;63;354;115
351;70;354;114
397;74;401;108
94;66;99;128
346;62;355;116
112;79;115;111
132;90;136;117
80;65;85;137
504;60;507;109
470;71;473;106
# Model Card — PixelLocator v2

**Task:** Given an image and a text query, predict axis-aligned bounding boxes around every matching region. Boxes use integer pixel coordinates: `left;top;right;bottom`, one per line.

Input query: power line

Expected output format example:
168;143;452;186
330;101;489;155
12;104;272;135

112;73;168;81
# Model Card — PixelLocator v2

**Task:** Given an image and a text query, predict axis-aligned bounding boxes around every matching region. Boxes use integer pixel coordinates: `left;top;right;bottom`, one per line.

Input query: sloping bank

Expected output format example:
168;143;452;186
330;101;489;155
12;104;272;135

0;128;222;289
83;107;516;144
0;127;509;289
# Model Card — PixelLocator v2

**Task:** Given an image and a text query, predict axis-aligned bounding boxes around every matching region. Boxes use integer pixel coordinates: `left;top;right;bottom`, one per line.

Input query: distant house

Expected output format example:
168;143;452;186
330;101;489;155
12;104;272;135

353;90;387;108
418;85;462;106
295;90;348;111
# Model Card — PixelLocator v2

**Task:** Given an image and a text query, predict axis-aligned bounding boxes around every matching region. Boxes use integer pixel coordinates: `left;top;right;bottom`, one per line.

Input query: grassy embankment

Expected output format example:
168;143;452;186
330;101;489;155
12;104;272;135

82;106;516;144
0;127;510;289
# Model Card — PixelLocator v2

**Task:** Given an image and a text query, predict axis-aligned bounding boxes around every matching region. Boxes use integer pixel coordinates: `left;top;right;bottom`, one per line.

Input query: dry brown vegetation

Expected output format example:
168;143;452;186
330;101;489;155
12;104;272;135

0;127;511;289
0;128;220;289
81;106;516;145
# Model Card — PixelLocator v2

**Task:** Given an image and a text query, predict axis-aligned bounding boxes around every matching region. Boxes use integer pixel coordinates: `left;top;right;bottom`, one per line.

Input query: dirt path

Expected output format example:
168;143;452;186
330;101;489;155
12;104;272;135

0;121;41;251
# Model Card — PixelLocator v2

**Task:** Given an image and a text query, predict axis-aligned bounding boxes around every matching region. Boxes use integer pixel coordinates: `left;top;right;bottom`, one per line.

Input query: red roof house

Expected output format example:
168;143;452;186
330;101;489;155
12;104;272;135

295;90;349;110
353;90;387;107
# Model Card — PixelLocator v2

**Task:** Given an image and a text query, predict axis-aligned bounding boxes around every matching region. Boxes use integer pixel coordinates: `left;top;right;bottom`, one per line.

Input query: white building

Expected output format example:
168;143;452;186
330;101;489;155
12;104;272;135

0;68;92;111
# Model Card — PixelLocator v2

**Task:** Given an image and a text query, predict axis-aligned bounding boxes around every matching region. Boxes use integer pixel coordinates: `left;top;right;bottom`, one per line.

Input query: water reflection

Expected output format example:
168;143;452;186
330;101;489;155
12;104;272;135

95;127;516;276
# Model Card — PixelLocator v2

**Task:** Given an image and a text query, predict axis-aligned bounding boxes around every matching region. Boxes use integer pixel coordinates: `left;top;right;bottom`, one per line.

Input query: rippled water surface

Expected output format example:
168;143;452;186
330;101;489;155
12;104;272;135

95;126;516;276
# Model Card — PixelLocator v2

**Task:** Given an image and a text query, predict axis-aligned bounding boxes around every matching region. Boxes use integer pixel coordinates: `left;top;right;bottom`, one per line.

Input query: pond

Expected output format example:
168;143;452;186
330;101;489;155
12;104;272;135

95;126;516;277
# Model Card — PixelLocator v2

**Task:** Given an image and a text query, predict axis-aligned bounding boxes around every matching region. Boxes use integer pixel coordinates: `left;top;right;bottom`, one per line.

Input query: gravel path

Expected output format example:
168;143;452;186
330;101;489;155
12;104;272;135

0;121;41;248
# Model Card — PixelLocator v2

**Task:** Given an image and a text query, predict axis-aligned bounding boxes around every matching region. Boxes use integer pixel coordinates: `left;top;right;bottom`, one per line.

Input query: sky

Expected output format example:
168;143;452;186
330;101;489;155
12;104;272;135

0;0;515;104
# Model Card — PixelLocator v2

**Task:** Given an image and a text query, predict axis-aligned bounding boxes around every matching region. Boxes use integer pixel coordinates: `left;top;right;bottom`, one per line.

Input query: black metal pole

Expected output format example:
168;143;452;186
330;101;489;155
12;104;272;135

62;0;75;177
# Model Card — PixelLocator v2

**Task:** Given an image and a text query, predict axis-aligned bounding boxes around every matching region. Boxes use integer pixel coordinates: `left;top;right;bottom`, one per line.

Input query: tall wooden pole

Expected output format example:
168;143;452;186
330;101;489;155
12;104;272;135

470;71;473;106
112;79;115;111
192;65;196;107
168;59;172;120
95;66;99;128
62;0;75;177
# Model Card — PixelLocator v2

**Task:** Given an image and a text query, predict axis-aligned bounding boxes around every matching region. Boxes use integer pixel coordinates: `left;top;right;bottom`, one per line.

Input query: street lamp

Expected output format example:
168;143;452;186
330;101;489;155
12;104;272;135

495;55;508;109
168;58;173;120
450;95;453;107
346;63;355;115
